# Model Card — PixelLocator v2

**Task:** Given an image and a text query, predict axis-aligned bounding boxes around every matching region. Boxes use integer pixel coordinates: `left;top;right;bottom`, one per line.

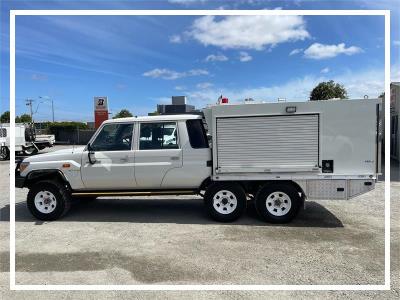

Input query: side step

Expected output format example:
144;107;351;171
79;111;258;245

71;190;197;197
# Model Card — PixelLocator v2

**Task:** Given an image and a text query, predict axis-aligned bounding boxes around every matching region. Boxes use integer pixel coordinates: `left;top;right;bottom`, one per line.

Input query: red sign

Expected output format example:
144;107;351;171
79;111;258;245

95;110;108;129
94;96;109;128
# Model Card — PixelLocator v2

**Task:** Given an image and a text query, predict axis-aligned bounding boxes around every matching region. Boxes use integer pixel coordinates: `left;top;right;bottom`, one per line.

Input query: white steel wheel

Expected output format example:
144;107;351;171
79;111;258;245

213;190;238;215
255;184;302;223
265;191;292;217
205;183;246;222
34;191;57;214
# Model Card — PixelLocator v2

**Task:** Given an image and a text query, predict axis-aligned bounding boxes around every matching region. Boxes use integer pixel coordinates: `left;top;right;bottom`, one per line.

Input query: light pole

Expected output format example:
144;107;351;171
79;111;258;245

39;96;54;122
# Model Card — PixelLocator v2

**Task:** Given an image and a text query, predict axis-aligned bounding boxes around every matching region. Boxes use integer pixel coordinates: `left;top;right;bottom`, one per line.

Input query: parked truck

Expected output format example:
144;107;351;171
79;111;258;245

0;123;55;160
15;98;381;223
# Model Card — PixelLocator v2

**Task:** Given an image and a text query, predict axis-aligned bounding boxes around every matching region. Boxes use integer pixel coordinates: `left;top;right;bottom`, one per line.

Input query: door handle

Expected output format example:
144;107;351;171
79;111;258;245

120;156;129;162
170;156;180;161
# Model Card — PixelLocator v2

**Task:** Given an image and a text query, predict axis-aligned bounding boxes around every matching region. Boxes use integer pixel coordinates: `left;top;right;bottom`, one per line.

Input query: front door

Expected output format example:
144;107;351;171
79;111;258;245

134;121;182;188
81;122;136;190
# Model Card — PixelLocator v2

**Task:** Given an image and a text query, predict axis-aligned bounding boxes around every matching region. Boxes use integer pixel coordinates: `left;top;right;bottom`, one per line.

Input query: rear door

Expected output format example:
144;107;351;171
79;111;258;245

134;121;182;188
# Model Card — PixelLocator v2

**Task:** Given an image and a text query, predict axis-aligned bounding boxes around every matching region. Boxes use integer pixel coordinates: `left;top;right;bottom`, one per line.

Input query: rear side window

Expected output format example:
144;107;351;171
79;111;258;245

139;122;179;150
186;119;208;149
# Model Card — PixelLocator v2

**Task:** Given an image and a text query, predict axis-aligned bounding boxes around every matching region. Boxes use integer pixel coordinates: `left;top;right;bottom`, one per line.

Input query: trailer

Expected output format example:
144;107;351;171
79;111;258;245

0;123;55;160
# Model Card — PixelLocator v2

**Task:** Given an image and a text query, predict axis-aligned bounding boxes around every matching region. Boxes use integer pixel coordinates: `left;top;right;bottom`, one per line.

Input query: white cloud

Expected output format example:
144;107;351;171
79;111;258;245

169;35;182;43
143;68;208;80
196;82;213;89
304;43;362;60
187;15;310;50
174;85;186;91
320;67;330;74
289;48;303;56
181;68;384;109
31;73;47;81
204;53;228;62
239;51;252;62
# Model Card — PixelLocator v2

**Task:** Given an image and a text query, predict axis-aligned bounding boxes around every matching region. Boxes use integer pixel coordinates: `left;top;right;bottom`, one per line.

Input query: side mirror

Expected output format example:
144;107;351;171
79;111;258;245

87;143;96;164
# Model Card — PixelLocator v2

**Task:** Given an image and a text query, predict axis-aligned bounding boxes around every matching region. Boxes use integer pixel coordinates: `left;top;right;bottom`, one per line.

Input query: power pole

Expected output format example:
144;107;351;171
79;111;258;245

25;99;34;123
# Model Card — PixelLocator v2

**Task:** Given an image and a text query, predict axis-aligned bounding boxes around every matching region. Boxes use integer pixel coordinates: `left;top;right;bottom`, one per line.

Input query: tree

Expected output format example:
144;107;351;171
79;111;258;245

15;114;32;123
310;80;348;101
0;111;10;123
113;109;133;119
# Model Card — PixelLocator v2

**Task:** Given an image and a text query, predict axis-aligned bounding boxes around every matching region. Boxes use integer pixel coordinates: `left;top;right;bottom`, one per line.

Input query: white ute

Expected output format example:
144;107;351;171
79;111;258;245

15;98;381;223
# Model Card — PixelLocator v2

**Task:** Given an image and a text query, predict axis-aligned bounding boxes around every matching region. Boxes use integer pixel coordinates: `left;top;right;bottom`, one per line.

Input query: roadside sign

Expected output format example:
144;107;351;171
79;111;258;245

94;96;109;128
94;97;108;111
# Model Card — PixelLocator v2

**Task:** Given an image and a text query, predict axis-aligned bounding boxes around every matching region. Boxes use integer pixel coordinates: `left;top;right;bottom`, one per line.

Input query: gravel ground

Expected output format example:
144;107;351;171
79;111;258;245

0;146;399;299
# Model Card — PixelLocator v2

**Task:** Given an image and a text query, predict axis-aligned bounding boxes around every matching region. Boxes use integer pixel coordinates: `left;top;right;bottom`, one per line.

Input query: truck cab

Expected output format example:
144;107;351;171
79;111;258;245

81;115;211;190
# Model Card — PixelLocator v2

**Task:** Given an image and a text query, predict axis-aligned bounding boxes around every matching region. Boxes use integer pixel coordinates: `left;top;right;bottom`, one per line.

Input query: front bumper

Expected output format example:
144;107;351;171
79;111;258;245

15;161;25;188
15;175;25;188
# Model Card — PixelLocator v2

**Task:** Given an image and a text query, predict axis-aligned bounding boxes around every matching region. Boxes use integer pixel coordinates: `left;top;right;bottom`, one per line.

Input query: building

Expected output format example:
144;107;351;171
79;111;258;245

390;82;400;161
156;96;199;115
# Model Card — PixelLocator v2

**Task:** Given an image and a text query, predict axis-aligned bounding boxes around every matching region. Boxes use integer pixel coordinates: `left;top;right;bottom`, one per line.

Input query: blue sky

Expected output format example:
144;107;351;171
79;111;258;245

0;0;399;122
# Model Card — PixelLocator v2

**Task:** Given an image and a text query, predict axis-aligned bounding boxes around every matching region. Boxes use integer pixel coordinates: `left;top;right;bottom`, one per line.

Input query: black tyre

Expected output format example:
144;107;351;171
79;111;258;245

0;146;10;161
255;183;302;223
27;180;72;221
204;182;246;222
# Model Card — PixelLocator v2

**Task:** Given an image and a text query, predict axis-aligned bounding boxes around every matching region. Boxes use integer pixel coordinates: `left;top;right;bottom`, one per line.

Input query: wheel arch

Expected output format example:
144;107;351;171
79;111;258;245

25;169;71;189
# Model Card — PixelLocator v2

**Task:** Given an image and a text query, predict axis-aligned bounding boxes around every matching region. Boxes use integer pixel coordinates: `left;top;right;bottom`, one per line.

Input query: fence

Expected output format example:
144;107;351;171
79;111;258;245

53;128;96;145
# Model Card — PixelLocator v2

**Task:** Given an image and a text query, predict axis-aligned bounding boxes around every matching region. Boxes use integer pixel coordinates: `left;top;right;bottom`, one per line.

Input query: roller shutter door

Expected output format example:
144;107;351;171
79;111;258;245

216;114;319;173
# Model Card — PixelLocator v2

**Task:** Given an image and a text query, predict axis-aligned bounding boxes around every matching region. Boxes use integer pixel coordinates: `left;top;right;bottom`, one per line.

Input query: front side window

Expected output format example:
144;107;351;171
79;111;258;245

91;123;133;151
139;122;178;150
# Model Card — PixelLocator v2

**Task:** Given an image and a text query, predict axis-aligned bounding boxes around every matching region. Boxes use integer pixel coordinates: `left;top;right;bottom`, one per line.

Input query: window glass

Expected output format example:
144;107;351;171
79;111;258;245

91;123;133;151
186;119;209;149
139;122;178;150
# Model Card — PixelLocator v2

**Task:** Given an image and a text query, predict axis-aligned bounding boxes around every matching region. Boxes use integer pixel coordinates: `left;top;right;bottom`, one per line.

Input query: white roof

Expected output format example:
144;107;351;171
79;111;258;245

104;114;202;123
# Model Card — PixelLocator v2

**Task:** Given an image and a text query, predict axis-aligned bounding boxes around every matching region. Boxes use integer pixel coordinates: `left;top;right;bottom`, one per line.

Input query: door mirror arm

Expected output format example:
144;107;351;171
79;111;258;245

87;143;96;164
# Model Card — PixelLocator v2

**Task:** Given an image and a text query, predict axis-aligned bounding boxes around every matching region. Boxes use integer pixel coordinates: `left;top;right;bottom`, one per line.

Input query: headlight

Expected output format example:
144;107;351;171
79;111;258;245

19;162;30;173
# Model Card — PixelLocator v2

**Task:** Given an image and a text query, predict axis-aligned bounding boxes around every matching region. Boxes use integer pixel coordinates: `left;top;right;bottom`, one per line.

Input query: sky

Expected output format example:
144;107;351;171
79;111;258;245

0;0;399;122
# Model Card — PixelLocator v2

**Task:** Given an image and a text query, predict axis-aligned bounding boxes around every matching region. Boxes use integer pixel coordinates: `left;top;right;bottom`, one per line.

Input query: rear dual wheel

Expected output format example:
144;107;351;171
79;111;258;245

255;184;302;223
204;183;246;222
204;182;302;223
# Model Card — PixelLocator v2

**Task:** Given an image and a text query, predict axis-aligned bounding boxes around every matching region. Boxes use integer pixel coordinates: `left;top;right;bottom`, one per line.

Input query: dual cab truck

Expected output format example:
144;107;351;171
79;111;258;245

15;99;381;223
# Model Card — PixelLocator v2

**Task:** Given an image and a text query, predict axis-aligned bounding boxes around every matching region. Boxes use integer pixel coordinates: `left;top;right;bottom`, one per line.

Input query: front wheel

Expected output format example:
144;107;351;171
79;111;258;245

204;183;246;222
255;184;302;223
27;180;72;221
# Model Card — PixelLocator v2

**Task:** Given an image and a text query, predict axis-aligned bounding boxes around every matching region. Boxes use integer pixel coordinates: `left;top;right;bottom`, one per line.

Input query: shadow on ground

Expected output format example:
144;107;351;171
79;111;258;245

1;198;343;228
